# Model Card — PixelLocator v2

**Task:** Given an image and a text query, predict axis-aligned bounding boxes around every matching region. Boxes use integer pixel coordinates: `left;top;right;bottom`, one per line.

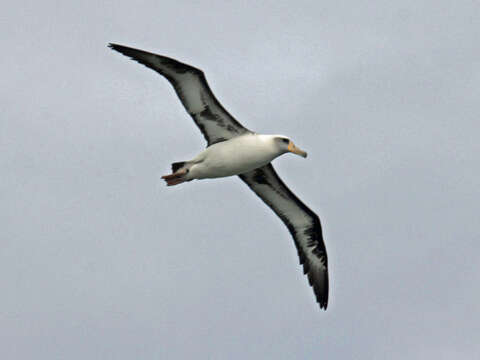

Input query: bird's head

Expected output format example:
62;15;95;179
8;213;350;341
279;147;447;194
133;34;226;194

274;136;308;158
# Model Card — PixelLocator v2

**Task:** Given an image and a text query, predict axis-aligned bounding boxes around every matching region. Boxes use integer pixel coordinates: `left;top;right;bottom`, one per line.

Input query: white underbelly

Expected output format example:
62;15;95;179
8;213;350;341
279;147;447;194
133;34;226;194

188;135;279;179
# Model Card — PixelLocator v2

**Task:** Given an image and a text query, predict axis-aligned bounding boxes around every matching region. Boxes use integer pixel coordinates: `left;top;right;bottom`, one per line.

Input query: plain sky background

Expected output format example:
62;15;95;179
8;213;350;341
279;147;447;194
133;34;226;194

2;1;479;359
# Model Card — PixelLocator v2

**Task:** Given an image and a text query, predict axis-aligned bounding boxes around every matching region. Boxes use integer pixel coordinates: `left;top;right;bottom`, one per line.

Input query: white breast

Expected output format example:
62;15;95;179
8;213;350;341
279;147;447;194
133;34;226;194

189;134;281;179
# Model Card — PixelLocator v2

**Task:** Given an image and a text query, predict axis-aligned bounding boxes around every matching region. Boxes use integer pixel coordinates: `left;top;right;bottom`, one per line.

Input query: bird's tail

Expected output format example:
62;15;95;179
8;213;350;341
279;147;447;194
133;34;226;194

161;161;191;186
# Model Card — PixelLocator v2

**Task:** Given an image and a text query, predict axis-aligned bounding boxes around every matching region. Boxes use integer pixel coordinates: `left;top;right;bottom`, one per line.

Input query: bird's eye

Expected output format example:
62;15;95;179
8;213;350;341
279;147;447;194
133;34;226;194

282;138;290;144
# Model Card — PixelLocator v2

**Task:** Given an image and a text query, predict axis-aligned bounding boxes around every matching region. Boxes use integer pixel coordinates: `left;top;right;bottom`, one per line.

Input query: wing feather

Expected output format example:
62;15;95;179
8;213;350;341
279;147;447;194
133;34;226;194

239;164;329;309
109;43;252;145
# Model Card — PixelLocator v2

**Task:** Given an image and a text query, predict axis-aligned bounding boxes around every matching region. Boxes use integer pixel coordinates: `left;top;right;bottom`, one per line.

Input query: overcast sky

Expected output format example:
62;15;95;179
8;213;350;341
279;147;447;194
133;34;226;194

2;1;479;359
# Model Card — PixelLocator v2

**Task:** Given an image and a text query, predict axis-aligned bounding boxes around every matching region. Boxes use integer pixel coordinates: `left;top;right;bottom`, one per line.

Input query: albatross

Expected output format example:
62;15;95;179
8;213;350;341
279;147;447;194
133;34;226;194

109;43;329;309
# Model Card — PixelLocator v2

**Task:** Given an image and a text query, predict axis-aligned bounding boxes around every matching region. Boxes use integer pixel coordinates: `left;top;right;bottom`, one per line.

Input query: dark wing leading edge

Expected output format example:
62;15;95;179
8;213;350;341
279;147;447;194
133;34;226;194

239;164;329;309
109;43;252;146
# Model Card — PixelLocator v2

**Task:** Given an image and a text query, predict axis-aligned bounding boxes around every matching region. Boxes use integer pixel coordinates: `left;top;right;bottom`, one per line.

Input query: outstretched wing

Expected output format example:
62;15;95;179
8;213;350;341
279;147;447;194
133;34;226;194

109;43;252;146
239;164;329;309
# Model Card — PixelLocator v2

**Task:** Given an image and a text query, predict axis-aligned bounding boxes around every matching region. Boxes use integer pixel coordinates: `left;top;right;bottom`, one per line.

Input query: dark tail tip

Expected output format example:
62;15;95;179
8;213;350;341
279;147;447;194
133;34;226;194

171;161;186;173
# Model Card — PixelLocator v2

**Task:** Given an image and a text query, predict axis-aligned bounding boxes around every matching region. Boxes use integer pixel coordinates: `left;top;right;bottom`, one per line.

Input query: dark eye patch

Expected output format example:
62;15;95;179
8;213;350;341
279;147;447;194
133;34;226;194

282;138;290;144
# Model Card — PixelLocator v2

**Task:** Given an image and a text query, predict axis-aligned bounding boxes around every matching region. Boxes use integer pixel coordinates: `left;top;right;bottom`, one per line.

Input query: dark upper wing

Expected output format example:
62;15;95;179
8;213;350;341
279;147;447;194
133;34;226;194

239;164;329;309
109;43;252;146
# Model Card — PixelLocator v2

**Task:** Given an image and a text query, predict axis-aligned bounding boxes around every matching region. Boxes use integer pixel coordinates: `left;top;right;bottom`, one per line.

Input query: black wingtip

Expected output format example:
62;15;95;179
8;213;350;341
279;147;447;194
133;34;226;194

309;269;328;310
108;43;127;53
319;285;329;310
107;43;151;68
108;43;138;55
317;294;328;310
317;295;328;310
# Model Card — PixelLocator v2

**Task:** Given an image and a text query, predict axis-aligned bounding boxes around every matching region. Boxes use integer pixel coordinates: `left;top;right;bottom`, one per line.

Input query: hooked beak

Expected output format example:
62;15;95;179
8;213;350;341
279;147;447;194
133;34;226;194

287;141;308;158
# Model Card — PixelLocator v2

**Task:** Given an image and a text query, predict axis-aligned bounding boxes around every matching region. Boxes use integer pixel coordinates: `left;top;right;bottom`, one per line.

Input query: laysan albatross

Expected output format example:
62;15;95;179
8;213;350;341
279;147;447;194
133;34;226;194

109;44;329;309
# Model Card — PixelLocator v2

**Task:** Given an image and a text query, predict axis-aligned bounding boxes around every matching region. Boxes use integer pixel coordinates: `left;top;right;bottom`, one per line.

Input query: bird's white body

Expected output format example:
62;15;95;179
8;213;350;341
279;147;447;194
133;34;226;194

187;134;285;179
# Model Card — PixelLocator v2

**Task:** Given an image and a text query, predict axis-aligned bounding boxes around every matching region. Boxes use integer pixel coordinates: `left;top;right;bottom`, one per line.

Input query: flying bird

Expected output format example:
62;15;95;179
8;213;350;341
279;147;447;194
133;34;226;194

109;43;329;309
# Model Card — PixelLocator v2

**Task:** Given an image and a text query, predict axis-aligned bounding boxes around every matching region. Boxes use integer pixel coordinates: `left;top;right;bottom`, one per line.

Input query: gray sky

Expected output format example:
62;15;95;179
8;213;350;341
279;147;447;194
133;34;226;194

2;0;479;359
